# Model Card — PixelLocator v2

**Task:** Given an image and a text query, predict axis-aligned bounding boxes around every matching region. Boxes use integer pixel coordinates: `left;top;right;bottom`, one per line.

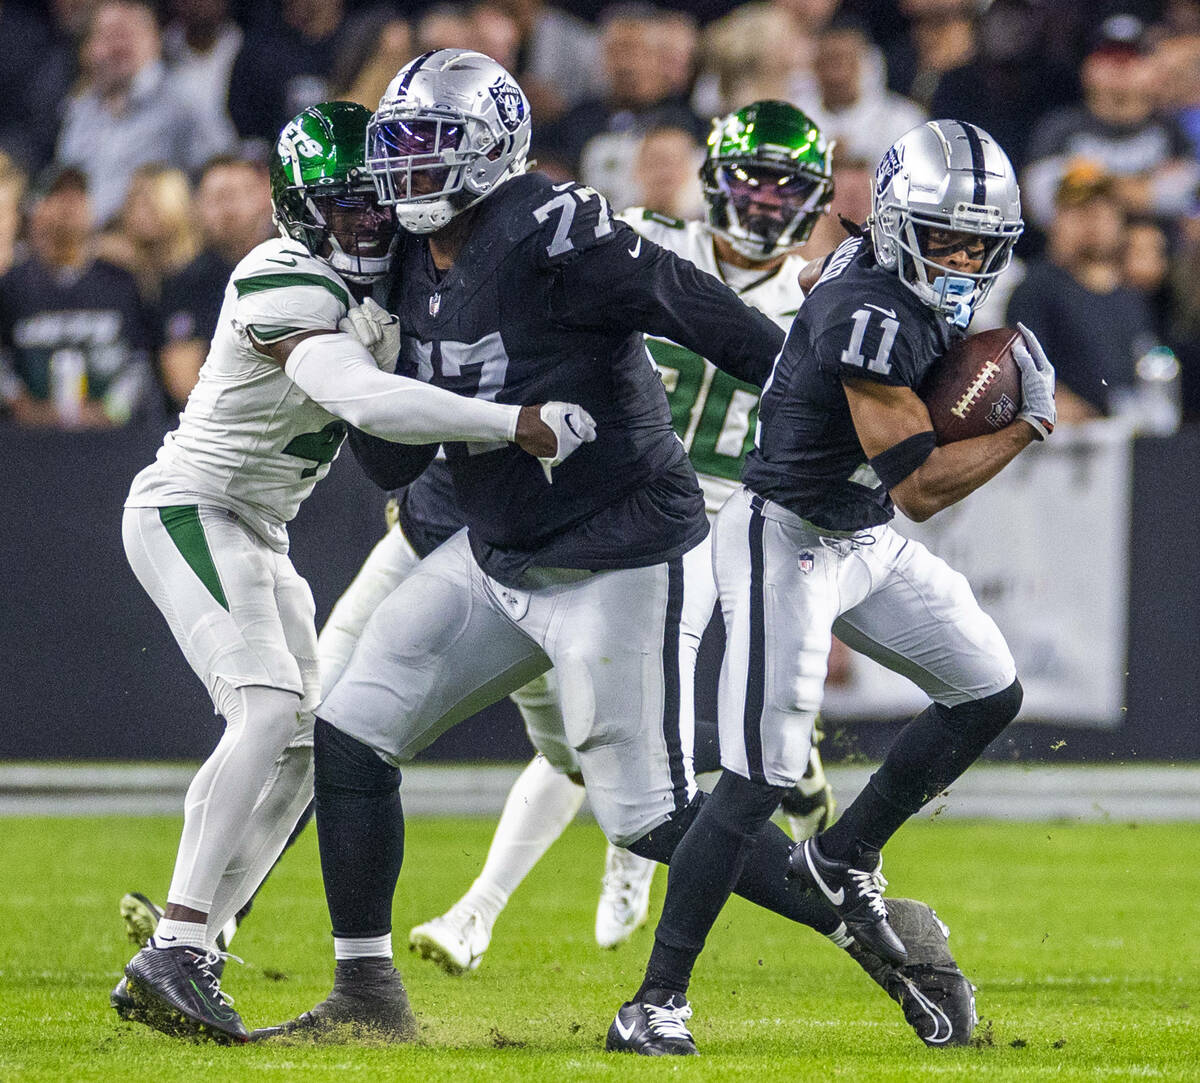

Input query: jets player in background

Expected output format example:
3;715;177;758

608;120;1056;1055
405;100;839;973
114;100;592;1045
258;55;985;1050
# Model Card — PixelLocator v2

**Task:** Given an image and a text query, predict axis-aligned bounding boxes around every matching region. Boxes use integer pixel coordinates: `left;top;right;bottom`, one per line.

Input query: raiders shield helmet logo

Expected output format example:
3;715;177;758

488;76;525;134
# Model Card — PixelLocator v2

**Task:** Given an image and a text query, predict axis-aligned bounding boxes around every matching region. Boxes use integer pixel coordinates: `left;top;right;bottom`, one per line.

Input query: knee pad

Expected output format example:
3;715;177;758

314;716;401;798
942;678;1023;746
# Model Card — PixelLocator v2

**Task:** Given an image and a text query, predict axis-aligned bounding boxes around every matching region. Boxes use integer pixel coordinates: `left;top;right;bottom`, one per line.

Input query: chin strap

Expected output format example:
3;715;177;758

931;275;975;329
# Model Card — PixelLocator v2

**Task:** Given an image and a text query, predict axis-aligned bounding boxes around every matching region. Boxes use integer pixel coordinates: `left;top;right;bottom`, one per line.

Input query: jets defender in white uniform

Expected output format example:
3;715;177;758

113;102;592;1045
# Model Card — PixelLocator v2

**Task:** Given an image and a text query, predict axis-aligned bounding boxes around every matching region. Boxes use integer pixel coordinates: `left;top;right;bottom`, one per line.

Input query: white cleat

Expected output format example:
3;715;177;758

409;903;492;976
595;844;657;949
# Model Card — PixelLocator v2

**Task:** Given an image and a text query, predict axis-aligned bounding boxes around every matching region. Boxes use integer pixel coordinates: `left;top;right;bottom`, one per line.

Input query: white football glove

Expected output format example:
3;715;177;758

339;297;400;373
537;401;597;483
1013;322;1056;439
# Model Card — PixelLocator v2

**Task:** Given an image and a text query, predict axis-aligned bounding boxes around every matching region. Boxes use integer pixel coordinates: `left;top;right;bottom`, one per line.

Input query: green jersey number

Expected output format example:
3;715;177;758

648;339;759;482
283;421;347;478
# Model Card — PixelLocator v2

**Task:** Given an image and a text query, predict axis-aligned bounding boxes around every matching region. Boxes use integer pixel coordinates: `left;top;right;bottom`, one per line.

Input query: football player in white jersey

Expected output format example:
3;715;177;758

113;101;593;1044
406;100;840;970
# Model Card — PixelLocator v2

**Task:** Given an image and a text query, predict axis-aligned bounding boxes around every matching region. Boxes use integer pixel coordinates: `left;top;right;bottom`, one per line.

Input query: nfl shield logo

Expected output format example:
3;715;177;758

429;292;441;316
798;551;815;574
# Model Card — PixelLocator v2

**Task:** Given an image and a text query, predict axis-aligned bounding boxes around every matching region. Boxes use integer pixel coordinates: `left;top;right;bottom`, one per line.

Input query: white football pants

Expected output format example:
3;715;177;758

715;488;1016;787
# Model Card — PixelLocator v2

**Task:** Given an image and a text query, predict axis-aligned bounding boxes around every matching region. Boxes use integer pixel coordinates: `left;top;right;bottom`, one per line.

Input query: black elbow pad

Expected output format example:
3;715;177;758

868;430;937;490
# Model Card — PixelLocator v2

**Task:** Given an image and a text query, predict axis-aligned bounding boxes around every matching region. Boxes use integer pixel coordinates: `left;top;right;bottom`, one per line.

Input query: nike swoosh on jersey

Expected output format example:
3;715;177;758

265;256;299;267
864;303;898;319
613;1014;637;1041
805;847;845;906
628;237;642;258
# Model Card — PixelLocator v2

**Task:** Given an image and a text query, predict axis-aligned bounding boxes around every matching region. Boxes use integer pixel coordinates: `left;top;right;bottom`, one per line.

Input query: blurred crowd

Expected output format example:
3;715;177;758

2;0;1200;430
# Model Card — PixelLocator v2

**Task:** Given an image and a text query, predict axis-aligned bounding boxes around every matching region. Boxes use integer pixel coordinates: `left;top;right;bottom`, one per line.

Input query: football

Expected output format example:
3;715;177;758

919;327;1023;444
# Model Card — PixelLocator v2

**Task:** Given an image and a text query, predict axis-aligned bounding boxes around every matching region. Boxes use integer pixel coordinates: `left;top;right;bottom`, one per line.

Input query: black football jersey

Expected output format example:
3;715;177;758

352;171;784;587
743;237;962;532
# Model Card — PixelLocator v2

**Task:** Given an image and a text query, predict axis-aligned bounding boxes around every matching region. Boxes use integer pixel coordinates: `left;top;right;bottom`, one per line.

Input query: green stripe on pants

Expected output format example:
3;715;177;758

158;506;230;611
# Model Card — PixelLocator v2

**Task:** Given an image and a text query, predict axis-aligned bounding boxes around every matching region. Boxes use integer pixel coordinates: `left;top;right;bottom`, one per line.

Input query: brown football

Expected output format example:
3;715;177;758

919;327;1023;444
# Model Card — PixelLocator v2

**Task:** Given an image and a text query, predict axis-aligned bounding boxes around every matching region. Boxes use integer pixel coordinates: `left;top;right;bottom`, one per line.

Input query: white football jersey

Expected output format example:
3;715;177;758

619;209;808;516
126;238;355;552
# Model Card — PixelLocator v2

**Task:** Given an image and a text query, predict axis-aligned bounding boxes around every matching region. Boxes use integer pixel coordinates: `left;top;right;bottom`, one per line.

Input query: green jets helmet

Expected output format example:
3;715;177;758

701;100;834;261
270;101;397;284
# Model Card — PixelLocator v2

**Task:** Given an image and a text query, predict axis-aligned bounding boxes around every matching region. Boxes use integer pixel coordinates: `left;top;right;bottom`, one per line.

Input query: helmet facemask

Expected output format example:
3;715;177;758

705;160;832;260
882;202;1019;328
275;180;398;285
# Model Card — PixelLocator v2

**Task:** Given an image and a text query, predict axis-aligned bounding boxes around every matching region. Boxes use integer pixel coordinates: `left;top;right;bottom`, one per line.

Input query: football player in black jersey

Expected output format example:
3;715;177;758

608;120;1057;1054
251;50;868;1042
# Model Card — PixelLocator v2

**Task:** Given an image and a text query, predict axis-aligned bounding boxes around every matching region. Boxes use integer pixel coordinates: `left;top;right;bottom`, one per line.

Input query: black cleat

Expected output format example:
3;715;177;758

844;898;978;1047
110;975;144;1022
788;837;907;965
251;957;417;1043
605;990;697;1056
124;944;248;1044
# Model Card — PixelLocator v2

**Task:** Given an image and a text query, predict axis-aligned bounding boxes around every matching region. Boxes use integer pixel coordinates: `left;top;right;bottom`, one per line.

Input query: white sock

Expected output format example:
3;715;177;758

166;685;305;915
459;756;585;927
334;934;392;961
152;917;209;951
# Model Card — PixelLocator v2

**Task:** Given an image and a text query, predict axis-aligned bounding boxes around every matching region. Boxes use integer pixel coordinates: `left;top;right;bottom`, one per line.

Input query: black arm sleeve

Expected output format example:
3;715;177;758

347;427;438;491
548;228;784;388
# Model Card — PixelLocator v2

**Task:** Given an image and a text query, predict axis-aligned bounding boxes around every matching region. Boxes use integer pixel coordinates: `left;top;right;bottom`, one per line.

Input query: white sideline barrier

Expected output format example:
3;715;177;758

1;763;1197;820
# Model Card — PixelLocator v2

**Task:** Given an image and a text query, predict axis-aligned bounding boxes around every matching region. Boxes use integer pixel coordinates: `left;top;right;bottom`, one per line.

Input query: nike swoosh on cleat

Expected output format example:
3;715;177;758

613;1014;637;1042
628;237;642;258
804;846;845;906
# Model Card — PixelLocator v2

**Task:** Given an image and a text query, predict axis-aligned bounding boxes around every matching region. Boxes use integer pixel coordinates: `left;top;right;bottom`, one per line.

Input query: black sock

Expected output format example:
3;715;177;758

821;679;1023;863
313;717;404;938
636;771;788;998
692;719;722;774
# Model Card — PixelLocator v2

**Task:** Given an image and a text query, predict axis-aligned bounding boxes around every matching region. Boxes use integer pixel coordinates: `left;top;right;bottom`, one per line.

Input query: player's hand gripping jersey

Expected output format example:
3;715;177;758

744;235;963;533
619;208;807;518
351;173;783;587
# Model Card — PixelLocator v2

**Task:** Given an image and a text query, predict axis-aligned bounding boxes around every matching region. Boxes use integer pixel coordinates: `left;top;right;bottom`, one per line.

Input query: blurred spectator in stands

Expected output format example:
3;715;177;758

1022;14;1200;229
157;156;271;410
1150;29;1200;156
1006;165;1157;421
227;0;349;149
495;0;602;124
162;0;241;156
922;0;1079;173
804;148;874;262
629;123;705;220
471;2;522;72
538;4;703;207
657;10;701;105
692;4;801;118
96;164;199;303
1125;215;1177;340
885;0;981;111
415;4;474;53
1170;213;1200;421
0;153;27;276
807;13;926;172
333;14;412;111
54;0;231;226
0;168;155;429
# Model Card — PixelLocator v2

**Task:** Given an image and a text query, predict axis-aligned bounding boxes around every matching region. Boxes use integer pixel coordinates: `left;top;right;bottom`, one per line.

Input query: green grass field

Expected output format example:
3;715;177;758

1;813;1197;1081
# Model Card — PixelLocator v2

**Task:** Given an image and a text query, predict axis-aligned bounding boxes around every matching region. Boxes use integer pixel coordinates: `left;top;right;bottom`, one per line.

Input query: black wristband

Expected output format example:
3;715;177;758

869;430;937;490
